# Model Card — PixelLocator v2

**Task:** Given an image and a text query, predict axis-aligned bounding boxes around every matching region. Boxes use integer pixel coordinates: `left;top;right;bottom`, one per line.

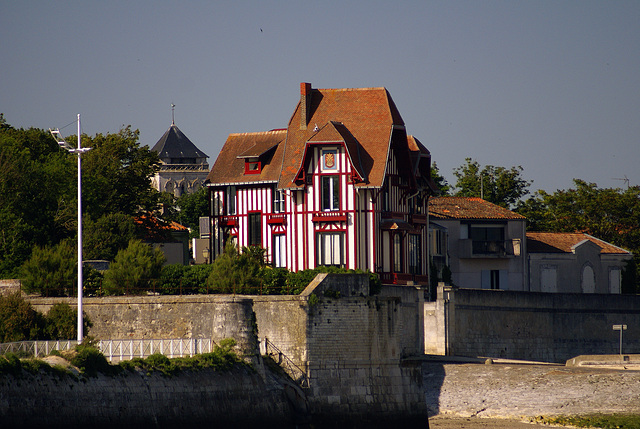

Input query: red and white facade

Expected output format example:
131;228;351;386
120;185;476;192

206;84;436;285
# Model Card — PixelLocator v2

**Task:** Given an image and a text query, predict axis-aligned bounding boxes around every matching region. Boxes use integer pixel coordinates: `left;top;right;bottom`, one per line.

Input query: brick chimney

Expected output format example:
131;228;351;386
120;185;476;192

300;82;312;130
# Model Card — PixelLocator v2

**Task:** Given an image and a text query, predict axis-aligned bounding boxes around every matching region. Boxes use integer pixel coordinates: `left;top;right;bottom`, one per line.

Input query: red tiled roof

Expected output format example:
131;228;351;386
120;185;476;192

527;232;631;254
429;197;526;220
279;85;404;189
206;130;286;185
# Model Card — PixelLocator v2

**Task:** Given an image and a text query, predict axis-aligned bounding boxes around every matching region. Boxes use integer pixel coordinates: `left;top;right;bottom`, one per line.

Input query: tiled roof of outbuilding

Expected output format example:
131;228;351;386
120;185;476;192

527;232;631;254
429;197;526;220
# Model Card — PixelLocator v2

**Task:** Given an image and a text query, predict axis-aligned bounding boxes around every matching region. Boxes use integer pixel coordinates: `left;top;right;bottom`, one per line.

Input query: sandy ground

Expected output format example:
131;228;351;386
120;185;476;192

429;416;553;428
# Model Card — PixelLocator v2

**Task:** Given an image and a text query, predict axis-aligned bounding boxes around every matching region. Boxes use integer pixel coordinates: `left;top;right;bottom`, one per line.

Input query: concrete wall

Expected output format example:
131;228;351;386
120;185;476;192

424;360;640;418
425;285;640;362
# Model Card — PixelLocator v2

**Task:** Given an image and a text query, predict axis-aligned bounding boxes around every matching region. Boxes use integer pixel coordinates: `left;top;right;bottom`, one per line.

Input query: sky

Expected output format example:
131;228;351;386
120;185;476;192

2;1;639;194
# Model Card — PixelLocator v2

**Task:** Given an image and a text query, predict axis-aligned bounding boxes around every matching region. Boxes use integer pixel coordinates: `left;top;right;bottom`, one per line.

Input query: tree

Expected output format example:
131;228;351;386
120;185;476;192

207;243;266;294
81;126;161;219
175;187;208;237
452;158;532;208
0;292;46;342
83;213;137;261
45;303;92;340
20;240;76;297
430;162;451;196
102;240;166;295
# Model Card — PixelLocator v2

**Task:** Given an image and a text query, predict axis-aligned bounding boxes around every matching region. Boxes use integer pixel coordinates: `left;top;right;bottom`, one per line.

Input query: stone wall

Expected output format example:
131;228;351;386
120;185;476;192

28;295;259;356
425;285;640;362
0;365;295;428
25;274;429;426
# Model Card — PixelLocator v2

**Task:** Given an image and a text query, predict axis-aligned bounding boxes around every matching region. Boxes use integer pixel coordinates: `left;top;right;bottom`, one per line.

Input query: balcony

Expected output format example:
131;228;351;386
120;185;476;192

218;215;238;227
312;211;348;222
458;238;521;258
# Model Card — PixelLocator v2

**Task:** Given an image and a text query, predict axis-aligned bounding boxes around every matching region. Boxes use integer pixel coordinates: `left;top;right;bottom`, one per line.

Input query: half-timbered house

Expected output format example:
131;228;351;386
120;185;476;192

206;83;436;284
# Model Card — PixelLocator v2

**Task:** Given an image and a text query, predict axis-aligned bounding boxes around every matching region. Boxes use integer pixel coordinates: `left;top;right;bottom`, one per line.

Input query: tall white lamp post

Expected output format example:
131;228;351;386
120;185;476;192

50;114;91;343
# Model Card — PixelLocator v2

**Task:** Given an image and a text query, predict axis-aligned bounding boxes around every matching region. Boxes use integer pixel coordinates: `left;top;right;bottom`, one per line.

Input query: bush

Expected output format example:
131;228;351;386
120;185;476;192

102;239;165;295
45;303;91;340
20;240;76;296
159;264;213;294
71;343;114;376
0;292;46;342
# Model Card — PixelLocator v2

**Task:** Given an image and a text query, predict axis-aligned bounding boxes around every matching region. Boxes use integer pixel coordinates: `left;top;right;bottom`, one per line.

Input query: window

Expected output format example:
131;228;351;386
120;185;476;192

317;232;344;267
409;234;422;275
322;175;340;211
244;158;261;174
393;234;403;273
248;212;261;246
273;234;286;268
481;270;507;290
227;186;236;215
470;225;505;254
273;189;285;213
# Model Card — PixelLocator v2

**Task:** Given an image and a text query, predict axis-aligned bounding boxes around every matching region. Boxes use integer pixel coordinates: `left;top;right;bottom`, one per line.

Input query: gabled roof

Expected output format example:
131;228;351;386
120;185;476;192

429;197;526;220
206;130;287;185
280;85;405;189
152;124;208;160
527;232;631;255
296;121;366;182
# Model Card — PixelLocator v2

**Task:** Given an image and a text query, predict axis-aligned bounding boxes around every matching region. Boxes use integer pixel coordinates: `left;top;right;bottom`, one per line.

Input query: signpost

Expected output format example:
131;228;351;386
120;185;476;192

613;324;627;355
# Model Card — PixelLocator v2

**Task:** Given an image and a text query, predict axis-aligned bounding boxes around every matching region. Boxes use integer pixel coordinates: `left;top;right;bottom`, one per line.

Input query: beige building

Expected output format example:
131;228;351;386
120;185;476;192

527;232;632;293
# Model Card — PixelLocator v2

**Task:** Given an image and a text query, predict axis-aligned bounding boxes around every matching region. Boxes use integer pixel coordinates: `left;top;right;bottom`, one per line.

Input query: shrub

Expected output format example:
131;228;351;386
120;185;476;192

20;240;76;296
71;343;114;376
45;303;91;340
102;239;165;295
159;264;213;295
0;292;46;342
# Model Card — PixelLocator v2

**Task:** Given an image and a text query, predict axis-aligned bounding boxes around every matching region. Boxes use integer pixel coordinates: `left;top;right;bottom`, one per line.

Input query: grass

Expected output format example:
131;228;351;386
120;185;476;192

536;415;640;428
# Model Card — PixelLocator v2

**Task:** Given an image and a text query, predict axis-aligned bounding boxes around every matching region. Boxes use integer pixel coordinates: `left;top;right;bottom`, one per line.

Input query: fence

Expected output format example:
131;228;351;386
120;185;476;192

263;338;309;388
0;338;214;362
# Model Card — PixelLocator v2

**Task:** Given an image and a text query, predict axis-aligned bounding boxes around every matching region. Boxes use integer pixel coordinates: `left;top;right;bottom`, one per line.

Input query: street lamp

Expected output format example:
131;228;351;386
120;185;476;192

50;114;91;343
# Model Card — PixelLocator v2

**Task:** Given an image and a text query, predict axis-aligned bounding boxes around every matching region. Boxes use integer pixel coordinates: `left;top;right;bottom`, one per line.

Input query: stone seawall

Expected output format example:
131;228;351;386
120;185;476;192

0;365;295;428
423;360;640;419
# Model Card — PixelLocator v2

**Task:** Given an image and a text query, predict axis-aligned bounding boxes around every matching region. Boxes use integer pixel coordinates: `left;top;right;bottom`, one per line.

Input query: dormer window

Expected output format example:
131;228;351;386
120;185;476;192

244;157;261;174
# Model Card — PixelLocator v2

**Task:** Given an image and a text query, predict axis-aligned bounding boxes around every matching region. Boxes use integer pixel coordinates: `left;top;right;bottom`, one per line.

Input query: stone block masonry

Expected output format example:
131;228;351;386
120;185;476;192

24;274;430;426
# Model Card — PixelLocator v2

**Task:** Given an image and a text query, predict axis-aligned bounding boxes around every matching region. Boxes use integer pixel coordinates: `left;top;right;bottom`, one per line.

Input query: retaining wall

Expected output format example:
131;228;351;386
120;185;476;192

425;285;640;362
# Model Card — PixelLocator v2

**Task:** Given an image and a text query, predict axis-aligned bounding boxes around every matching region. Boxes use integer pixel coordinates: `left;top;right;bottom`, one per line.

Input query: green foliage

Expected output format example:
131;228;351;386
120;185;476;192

71;343;114;377
0;353;22;375
83;213;137;261
119;338;241;375
0;293;45;342
102;240;166;295
452;158;532;208
81;126;161;219
537;414;640;428
431;162;451;195
207;243;266;294
175;187;208;238
0;122;162;279
20;240;76;296
159;264;213;294
44;303;91;340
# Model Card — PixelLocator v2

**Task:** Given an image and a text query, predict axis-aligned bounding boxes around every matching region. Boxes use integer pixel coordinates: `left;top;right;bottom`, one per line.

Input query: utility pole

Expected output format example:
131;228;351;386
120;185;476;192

50;115;91;343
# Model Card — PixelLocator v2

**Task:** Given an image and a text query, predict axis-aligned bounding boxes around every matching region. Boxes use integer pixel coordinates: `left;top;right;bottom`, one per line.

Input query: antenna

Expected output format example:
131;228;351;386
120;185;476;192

612;175;630;189
171;103;176;125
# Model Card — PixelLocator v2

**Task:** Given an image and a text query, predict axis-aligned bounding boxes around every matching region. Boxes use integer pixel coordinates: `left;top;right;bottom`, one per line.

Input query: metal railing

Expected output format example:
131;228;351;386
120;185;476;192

263;338;309;388
0;338;213;362
0;340;78;358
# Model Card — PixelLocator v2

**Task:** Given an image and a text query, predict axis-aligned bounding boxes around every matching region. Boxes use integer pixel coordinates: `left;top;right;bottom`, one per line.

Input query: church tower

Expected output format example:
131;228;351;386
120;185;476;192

150;110;209;197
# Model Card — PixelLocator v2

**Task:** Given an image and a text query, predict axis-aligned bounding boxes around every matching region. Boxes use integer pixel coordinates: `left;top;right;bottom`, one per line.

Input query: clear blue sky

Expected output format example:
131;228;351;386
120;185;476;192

2;1;639;193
